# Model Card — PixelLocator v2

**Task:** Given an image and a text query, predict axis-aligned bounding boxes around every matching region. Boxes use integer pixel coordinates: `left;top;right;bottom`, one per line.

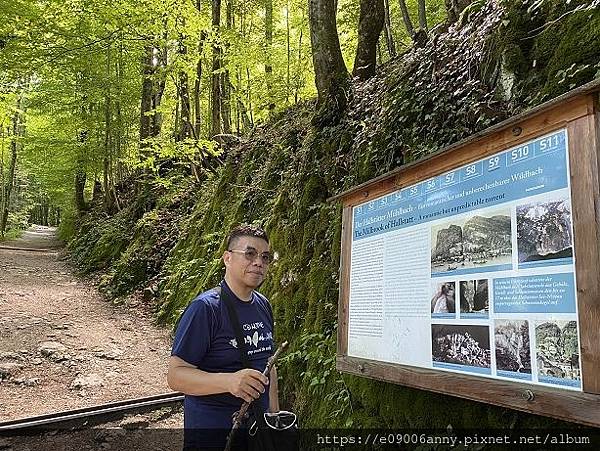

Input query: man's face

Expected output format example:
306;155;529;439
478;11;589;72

223;236;271;290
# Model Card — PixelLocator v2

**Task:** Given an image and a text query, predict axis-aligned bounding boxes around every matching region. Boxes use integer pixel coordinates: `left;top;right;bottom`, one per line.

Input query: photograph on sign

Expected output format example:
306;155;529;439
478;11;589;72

347;128;582;390
459;279;489;318
516;198;573;269
430;281;456;318
494;319;532;380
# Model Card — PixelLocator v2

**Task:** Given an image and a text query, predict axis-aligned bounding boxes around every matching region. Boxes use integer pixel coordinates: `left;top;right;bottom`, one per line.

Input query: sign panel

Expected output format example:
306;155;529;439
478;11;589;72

348;129;582;390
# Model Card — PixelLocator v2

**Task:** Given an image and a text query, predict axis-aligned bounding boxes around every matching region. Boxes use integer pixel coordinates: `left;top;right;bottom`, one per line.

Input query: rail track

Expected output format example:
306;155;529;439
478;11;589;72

0;392;184;433
0;245;59;253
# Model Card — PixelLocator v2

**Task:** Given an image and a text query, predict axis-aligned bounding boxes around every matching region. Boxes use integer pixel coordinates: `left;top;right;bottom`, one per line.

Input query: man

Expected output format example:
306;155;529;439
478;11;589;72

168;225;279;450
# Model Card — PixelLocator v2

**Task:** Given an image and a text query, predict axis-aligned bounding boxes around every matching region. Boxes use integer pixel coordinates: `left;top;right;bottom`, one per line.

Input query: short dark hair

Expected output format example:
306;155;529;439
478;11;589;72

226;224;269;249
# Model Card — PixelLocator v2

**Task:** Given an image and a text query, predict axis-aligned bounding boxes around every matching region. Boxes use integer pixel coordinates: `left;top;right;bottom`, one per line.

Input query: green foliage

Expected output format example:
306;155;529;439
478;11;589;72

499;0;600;103
0;227;23;241
67;206;136;272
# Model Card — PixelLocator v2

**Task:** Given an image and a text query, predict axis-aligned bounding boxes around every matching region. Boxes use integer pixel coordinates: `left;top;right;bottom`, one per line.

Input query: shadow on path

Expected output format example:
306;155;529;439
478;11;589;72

0;225;63;251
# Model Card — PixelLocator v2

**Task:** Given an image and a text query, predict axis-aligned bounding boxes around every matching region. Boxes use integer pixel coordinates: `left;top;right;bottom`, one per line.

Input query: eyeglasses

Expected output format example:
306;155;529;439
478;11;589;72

228;248;274;264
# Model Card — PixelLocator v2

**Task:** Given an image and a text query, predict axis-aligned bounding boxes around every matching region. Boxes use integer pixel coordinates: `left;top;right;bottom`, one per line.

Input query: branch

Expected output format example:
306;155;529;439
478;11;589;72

523;1;600;40
44;29;122;64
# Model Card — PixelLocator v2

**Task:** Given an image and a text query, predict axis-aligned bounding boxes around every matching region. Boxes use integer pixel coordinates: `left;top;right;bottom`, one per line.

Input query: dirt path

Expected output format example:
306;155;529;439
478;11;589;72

0;225;177;422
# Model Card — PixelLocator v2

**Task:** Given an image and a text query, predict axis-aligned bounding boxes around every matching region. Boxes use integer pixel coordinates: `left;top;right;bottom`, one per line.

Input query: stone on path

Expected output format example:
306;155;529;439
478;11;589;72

119;415;150;429
70;373;104;390
38;341;70;362
0;362;24;379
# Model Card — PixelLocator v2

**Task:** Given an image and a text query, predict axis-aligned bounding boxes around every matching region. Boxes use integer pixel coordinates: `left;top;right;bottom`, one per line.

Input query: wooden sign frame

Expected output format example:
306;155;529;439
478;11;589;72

331;80;600;427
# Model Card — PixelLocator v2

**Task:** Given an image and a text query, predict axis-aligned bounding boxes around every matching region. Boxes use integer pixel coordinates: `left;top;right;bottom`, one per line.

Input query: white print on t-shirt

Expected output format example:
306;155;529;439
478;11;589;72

229;331;273;349
243;322;264;331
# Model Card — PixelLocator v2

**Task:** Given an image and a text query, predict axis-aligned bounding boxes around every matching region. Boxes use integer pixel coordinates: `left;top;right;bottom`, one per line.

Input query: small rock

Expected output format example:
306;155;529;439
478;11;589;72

13;377;39;387
0;363;24;379
39;341;69;361
31;358;43;365
96;349;123;360
53;324;69;330
39;341;67;356
70;374;104;390
119;415;150;430
0;352;24;361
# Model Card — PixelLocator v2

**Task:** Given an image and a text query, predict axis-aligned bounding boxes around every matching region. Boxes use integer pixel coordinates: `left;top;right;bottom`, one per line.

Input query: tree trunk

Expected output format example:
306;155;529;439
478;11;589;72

353;0;385;80
286;1;291;103
152;45;167;137
418;0;427;30
398;0;415;38
246;66;254;125
211;0;222;139
295;27;303;104
41;198;49;227
383;0;396;58
194;1;206;138
139;45;154;148
308;0;349;111
179;71;192;140
103;94;114;213
265;0;275;112
0;102;20;236
445;0;471;24
221;0;233;133
177;23;192;141
74;157;87;212
194;31;206;138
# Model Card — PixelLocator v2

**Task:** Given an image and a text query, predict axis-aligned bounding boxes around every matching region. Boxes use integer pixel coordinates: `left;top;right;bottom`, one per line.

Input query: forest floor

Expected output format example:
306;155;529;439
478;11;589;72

0;225;183;433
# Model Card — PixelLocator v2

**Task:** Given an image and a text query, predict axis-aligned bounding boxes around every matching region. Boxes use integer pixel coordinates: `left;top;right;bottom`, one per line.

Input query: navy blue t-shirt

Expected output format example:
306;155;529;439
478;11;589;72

171;281;274;446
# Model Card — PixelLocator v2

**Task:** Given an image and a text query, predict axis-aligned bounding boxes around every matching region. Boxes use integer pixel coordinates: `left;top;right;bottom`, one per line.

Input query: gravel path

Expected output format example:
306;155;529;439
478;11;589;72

0;225;179;423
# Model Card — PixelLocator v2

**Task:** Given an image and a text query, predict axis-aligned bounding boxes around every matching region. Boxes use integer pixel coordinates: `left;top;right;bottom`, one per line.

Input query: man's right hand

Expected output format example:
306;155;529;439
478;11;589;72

227;369;269;403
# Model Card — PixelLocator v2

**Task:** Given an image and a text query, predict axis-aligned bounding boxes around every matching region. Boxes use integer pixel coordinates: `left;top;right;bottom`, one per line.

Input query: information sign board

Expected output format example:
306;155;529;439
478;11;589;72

333;84;600;426
348;129;581;390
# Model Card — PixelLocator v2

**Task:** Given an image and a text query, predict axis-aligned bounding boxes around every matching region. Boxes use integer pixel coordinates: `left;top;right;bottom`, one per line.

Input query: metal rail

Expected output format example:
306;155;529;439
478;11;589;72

0;392;184;432
0;246;59;253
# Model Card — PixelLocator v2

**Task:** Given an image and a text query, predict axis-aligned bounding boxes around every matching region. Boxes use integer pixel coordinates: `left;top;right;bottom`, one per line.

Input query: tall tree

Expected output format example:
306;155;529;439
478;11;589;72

353;0;385;80
398;0;415;38
139;45;155;148
211;0;222;139
0;95;23;236
177;28;193;141
194;0;207;137
418;0;428;30
308;0;349;111
382;0;396;58
140;44;167;147
265;0;275;112
221;0;233;134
